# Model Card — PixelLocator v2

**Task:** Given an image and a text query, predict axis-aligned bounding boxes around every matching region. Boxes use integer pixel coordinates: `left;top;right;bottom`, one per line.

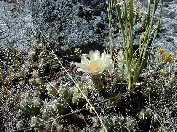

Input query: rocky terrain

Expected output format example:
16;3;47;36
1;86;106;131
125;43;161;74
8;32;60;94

153;0;177;52
0;0;177;131
0;0;176;52
0;0;34;51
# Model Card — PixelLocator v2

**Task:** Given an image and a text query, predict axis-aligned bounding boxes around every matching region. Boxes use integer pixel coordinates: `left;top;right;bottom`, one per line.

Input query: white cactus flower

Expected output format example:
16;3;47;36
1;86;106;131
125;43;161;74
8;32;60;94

75;50;113;75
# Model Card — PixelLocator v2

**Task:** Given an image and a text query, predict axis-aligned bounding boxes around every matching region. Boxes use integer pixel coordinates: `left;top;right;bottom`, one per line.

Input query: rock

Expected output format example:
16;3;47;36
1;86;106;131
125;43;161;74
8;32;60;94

152;0;177;52
166;37;174;43
163;0;174;2
31;0;108;50
0;0;177;53
0;0;34;50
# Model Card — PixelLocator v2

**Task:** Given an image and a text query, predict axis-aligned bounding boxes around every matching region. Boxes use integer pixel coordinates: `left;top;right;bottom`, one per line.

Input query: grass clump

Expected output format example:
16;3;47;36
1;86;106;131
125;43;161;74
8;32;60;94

112;0;161;90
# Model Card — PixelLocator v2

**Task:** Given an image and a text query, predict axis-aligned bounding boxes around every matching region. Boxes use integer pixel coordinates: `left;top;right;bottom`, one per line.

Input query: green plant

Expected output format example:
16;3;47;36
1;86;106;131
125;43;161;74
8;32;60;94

113;0;161;90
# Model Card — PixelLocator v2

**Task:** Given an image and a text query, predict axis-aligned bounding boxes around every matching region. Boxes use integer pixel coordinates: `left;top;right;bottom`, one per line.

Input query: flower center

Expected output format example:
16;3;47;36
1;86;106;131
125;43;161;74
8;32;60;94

87;63;101;74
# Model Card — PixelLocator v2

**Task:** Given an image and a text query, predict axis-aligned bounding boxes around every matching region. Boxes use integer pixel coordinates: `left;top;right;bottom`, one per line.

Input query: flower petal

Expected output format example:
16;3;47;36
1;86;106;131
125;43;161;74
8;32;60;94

81;54;90;65
89;50;100;61
75;63;89;72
